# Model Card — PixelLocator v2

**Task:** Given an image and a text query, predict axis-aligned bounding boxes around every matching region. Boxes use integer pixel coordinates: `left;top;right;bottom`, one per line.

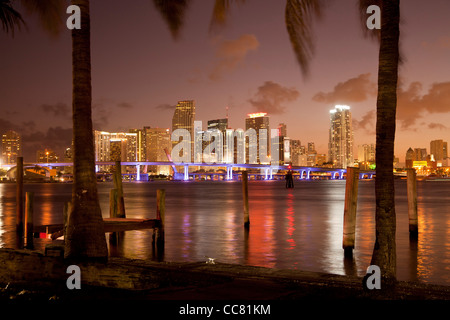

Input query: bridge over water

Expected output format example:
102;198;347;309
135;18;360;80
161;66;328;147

2;161;375;181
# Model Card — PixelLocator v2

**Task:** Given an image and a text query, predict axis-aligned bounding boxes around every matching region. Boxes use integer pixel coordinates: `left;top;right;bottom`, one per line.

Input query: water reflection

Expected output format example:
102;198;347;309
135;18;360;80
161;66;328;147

1;180;450;286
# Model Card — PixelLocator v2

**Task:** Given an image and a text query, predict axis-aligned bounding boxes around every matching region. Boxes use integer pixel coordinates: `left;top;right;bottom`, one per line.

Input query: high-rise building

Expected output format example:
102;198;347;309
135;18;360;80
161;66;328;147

430;139;448;166
290;139;302;166
36;149;59;163
129;127;148;162
245;112;270;164
205;119;228;164
413;148;427;161
172;100;195;162
146;128;171;175
1;130;21;164
94;130;137;170
358;144;375;162
328;105;353;168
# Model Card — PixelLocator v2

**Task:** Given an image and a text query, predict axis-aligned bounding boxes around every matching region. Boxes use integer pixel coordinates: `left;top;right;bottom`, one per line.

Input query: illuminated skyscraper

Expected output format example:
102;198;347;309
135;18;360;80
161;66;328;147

172;100;195;162
245;112;270;164
146;127;171;175
328;105;353;168
430;139;448;165
1;130;21;164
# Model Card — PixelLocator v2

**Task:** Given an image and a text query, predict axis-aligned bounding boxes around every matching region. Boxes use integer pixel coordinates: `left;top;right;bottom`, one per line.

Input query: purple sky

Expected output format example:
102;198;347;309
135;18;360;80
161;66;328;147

1;0;450;162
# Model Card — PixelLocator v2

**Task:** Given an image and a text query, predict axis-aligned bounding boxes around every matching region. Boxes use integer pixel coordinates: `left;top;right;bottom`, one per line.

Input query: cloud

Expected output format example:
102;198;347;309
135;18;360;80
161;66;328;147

208;34;259;81
248;81;300;114
117;102;133;109
40;102;71;119
155;103;177;111
312;73;377;104
428;122;447;130
421;36;450;50
19;127;73;161
353;110;376;134
397;81;450;129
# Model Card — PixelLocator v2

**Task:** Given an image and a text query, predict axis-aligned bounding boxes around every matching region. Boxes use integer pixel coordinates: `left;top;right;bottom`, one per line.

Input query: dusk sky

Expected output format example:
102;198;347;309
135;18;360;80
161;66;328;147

1;0;450;163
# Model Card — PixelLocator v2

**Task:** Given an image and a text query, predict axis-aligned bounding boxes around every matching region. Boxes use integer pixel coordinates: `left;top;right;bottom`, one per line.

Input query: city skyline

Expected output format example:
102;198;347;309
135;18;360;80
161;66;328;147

1;1;450;164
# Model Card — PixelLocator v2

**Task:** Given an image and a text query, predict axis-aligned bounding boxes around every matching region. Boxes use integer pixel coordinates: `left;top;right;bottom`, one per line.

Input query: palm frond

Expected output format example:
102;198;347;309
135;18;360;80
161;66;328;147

0;0;25;36
285;0;324;77
19;0;65;37
209;0;245;33
152;0;192;39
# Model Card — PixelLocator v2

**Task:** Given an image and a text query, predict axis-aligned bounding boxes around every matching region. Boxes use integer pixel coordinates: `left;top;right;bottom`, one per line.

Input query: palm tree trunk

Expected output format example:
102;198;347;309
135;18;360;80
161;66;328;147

370;0;400;280
65;0;108;260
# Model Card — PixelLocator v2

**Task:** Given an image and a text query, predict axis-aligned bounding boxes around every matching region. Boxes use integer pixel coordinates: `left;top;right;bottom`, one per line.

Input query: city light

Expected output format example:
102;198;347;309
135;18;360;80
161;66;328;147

248;112;267;118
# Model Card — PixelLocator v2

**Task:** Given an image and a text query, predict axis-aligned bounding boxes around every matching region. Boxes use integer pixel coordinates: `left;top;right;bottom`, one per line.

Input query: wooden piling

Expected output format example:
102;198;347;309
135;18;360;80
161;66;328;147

342;167;359;257
407;168;418;238
155;189;165;248
16;157;24;233
24;192;34;248
113;161;126;218
63;201;72;240
242;171;250;228
109;189;118;218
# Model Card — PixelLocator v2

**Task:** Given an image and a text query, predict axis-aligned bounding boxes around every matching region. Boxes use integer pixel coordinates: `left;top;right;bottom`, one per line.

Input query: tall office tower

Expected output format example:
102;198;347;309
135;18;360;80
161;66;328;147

206;119;228;164
1;130;21;164
146;128;171;175
430;139;448;165
36;149;59;163
172;100;195;162
129;128;148;162
94;130;137;171
358;144;376;163
245;112;270;164
207;118;228;132
328;105;353;168
290;139;301;166
275;123;288;165
413;148;427;161
278;123;287;137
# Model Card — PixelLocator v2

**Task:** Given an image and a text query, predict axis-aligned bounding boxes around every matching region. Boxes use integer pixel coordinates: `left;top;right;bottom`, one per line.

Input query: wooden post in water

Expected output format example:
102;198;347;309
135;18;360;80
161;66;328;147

109;188;119;243
113;161;126;218
242;171;250;228
63;201;72;240
407;168;418;238
16;157;24;233
109;189;118;218
342;167;359;258
24;192;34;249
155;189;165;249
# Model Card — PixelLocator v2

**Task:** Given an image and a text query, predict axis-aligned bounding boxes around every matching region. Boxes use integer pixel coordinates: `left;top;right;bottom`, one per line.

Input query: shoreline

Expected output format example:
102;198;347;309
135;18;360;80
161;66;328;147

1;247;449;303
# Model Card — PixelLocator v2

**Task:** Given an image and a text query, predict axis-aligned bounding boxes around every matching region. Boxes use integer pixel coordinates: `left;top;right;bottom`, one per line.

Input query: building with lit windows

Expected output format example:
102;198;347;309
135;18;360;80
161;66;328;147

1;130;21;164
172;100;195;162
36;149;59;163
328;105;353;168
146;127;171;175
245;112;270;164
94;130;137;171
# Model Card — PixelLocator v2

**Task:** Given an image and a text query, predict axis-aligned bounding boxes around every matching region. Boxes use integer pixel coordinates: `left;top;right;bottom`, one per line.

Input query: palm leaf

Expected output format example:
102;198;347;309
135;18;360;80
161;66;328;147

152;0;192;39
209;0;245;33
19;0;65;37
0;0;25;36
285;0;324;76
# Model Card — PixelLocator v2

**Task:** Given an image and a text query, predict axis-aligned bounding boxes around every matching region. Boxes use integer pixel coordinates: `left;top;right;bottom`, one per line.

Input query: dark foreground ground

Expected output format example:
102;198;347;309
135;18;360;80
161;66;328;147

1;246;449;316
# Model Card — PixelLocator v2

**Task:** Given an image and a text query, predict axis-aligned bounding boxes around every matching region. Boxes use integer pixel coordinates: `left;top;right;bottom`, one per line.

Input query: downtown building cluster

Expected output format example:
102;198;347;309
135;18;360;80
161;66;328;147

2;101;450;178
